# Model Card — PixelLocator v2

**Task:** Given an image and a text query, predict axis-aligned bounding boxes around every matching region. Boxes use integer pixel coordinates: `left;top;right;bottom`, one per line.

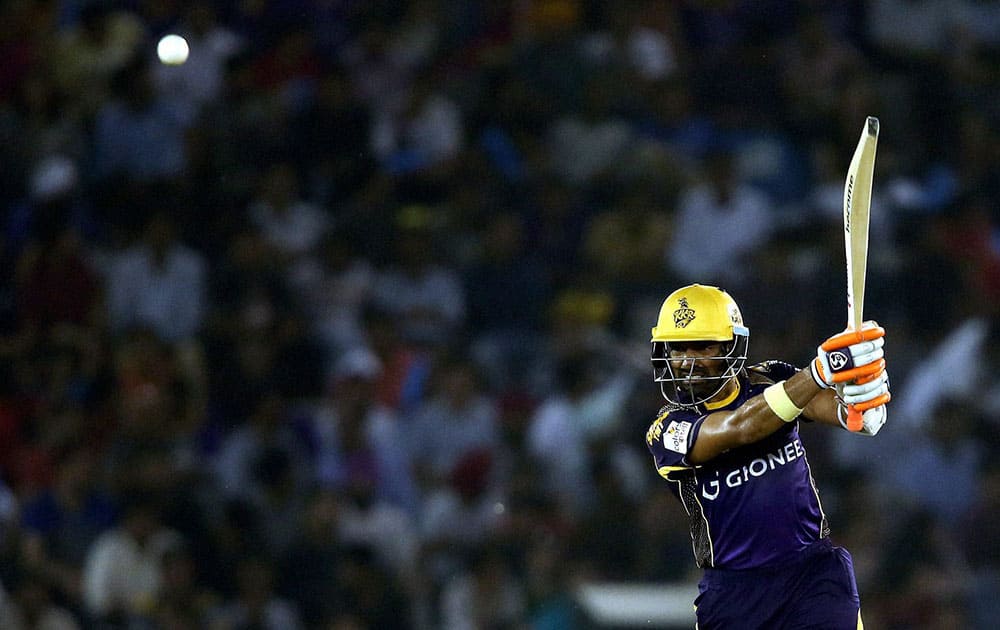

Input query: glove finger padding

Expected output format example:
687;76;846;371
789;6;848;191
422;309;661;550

848;337;884;367
853;392;891;412
820;322;885;352
838;370;891;410
814;354;885;387
840;370;889;404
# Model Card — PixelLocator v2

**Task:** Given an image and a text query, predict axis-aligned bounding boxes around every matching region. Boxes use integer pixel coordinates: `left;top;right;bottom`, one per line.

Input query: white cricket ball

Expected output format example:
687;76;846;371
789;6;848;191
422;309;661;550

157;34;189;65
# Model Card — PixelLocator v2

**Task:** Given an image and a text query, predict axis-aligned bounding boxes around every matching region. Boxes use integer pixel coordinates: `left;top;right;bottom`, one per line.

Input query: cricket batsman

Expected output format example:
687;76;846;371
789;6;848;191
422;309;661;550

645;284;890;629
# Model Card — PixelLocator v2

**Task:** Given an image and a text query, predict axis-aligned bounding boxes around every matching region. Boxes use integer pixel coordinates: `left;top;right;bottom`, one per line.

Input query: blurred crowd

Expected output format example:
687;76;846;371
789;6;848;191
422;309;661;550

1;0;999;628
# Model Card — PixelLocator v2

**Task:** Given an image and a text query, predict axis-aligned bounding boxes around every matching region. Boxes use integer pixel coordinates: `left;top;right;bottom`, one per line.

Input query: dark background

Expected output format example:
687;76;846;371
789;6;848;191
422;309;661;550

0;0;998;628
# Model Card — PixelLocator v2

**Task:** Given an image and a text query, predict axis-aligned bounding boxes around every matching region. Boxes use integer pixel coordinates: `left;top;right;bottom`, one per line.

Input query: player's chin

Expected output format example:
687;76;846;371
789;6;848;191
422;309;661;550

685;381;716;396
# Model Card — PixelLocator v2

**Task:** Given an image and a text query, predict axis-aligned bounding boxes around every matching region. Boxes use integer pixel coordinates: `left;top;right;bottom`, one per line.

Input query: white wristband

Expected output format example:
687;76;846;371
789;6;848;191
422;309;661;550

763;381;803;422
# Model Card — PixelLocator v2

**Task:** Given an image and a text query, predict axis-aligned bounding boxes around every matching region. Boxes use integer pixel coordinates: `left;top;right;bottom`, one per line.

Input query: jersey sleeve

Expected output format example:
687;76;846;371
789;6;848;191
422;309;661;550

748;360;799;383
645;406;706;481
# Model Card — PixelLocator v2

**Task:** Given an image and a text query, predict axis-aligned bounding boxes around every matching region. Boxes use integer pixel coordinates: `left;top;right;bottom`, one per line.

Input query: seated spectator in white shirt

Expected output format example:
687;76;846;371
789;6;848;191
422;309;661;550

106;212;206;343
372;208;466;345
81;493;183;623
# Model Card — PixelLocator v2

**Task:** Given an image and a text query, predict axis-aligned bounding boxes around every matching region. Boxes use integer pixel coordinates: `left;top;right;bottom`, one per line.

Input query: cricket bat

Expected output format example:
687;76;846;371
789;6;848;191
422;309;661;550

842;116;879;431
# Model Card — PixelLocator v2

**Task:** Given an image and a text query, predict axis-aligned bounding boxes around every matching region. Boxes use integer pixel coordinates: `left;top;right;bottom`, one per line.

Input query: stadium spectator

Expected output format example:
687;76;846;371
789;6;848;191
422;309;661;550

439;545;525;630
248;160;331;262
151;2;242;113
665;148;774;288
371;208;466;345
408;356;500;492
92;56;192;184
50;1;145;118
313;347;418;514
105;211;206;344
80;493;182;623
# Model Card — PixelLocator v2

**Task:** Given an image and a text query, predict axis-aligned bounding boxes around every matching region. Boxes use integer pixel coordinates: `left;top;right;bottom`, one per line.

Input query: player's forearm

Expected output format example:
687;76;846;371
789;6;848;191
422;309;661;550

689;370;821;462
802;388;842;427
733;369;821;443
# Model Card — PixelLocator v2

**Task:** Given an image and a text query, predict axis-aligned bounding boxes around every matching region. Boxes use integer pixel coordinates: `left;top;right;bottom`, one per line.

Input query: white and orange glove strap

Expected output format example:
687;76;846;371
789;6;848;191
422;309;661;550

811;321;886;389
837;403;887;436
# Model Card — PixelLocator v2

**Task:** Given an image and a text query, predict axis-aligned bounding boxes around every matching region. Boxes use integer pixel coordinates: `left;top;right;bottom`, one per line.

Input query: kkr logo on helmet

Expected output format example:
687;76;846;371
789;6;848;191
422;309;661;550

673;297;696;328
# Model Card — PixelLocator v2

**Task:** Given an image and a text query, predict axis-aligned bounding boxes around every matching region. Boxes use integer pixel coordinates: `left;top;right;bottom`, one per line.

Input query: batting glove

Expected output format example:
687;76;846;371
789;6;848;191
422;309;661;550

810;321;885;388
838;403;887;436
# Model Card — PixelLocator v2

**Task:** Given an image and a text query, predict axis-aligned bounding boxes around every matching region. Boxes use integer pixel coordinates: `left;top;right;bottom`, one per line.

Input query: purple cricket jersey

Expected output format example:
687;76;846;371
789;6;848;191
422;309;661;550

646;361;829;570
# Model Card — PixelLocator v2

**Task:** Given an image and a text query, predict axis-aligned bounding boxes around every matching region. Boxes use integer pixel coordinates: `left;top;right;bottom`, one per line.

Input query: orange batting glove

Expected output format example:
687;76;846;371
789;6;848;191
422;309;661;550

810;321;885;388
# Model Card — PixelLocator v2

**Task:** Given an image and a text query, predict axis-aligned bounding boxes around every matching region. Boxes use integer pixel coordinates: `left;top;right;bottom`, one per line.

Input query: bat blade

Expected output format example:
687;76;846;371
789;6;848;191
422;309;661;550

844;116;878;331
843;116;879;431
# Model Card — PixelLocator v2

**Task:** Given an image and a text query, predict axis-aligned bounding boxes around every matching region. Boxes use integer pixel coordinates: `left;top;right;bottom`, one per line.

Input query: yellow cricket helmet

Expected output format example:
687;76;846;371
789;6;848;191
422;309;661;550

651;284;748;342
650;284;750;408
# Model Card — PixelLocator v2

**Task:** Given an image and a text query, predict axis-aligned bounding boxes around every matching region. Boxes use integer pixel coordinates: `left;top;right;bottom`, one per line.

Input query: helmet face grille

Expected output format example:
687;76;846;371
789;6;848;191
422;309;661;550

651;335;749;408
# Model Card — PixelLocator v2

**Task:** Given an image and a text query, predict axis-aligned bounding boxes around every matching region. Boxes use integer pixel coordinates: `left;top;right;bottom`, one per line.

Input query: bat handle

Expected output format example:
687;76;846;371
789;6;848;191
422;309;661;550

846;405;864;432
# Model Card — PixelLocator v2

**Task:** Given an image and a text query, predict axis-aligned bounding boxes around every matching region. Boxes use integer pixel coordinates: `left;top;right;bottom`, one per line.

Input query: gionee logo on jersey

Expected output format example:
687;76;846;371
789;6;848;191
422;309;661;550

700;439;805;501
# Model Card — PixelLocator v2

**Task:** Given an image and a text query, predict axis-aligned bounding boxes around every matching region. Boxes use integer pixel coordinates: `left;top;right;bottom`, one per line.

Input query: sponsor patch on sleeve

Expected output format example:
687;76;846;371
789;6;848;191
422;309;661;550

663;420;692;454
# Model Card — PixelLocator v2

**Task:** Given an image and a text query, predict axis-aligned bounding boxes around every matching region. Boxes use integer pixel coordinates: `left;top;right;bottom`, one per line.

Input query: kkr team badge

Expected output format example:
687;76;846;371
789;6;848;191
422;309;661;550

673;297;696;328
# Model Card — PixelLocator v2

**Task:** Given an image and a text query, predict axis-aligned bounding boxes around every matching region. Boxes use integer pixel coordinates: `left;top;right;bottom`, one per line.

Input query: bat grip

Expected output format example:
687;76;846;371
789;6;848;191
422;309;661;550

846;405;864;432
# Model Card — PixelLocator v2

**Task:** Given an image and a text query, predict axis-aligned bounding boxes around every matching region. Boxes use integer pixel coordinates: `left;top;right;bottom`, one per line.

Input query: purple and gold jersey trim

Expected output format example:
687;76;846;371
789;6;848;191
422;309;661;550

703;379;740;409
